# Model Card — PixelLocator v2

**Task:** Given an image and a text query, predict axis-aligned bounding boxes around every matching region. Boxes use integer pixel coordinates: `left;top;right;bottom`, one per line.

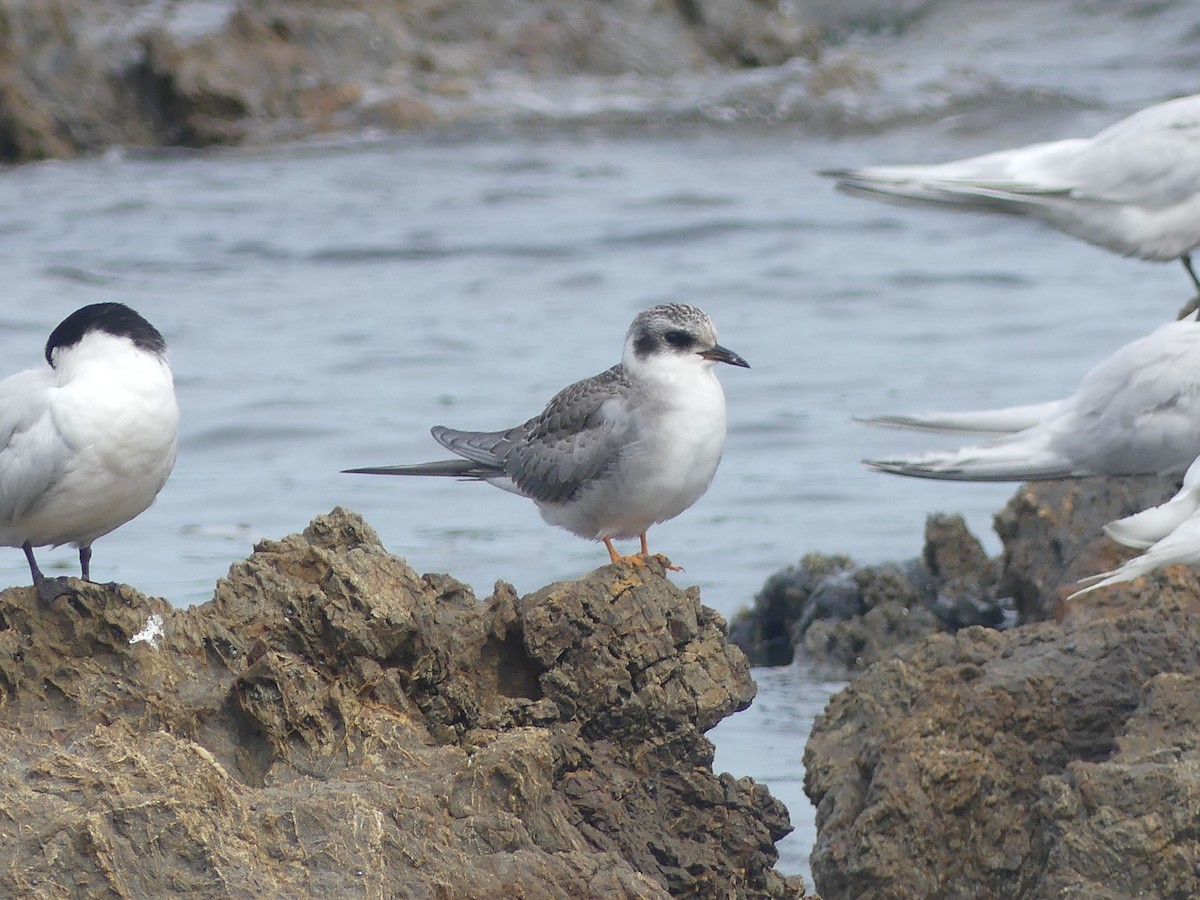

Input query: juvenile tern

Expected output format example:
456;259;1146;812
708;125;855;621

1070;453;1200;598
344;303;749;567
1;303;179;600
821;93;1200;294
864;316;1200;481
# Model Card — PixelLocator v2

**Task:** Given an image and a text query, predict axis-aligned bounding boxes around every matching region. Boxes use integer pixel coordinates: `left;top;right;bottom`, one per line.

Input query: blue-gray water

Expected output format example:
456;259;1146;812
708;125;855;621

4;7;1200;883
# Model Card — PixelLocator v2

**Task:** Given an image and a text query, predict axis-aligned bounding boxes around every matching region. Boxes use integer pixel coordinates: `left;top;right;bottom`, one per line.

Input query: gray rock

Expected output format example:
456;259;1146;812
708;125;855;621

732;513;1008;670
995;475;1178;622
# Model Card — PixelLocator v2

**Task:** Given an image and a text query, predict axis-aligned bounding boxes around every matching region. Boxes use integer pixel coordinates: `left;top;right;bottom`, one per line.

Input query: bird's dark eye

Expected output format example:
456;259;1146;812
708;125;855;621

664;330;693;349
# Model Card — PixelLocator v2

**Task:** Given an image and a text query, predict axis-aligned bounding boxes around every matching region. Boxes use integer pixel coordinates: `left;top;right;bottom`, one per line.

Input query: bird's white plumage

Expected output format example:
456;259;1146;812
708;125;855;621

0;317;178;570
1104;455;1200;550
865;317;1200;481
1071;454;1200;597
823;94;1200;266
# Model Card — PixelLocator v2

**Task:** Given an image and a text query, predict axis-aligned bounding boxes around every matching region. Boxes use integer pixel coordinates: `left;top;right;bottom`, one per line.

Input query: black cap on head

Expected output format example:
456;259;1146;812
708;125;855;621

44;302;167;367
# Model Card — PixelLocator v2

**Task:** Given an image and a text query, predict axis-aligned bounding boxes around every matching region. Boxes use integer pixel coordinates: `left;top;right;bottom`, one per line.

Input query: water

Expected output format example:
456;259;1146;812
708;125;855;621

3;4;1200;887
4;124;1187;606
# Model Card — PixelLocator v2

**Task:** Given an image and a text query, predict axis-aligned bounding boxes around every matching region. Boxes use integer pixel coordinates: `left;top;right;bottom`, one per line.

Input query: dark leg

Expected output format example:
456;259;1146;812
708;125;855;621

22;541;43;586
79;545;92;582
22;541;70;602
1184;254;1200;294
1179;255;1200;321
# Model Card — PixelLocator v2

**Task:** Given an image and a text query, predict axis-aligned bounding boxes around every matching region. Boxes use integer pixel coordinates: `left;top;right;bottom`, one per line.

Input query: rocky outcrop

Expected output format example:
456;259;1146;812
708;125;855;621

995;475;1178;622
0;508;807;898
805;584;1200;899
734;477;1181;670
803;477;1200;899
0;0;817;162
730;514;1008;670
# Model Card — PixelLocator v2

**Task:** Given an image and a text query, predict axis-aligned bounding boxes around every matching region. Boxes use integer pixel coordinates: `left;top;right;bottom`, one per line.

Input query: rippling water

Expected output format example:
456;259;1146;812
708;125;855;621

4;124;1186;608
3;9;1200;882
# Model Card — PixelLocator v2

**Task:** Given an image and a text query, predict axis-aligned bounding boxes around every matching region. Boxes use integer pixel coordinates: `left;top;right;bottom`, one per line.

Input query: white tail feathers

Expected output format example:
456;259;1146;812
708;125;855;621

859;401;1062;436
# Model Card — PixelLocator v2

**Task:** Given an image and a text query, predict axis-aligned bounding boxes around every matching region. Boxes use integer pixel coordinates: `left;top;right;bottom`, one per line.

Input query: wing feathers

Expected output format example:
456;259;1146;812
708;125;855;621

343;365;632;505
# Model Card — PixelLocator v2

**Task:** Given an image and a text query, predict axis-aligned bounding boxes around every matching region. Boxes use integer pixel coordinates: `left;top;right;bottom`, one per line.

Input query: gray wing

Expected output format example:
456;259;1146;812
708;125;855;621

0;369;63;524
430;425;512;471
1058;94;1200;207
452;365;632;505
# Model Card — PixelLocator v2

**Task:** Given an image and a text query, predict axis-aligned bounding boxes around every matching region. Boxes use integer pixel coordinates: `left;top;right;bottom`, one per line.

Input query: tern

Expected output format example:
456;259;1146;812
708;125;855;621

821;93;1200;295
1;303;179;600
344;303;749;567
863;316;1200;481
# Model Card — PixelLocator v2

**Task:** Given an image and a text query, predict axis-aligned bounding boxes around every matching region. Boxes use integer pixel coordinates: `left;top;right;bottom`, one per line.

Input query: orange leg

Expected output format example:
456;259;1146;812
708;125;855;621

603;534;682;571
641;532;683;572
604;536;647;567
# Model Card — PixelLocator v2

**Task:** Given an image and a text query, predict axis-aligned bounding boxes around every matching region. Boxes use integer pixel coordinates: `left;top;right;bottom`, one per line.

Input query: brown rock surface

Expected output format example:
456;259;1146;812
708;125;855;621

0;508;807;898
995;475;1178;622
804;478;1200;899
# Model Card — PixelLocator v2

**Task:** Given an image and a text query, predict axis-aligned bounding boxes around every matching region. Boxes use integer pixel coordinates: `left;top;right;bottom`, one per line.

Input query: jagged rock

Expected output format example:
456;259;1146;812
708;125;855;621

801;593;939;671
995;475;1178;622
735;476;1186;673
0;508;808;898
804;568;1200;899
731;514;1011;670
728;553;857;667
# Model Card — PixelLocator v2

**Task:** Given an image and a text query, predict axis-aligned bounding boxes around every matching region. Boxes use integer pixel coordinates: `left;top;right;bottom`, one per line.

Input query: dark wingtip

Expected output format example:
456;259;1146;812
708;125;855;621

862;459;929;478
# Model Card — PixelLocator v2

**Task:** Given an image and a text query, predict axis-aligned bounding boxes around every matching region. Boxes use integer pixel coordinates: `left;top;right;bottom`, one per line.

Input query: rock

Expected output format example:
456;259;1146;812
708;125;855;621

0;508;808;898
729;553;857;667
731;514;1010;670
801;593;939;671
0;0;820;163
995;475;1178;622
804;569;1200;899
735;476;1185;673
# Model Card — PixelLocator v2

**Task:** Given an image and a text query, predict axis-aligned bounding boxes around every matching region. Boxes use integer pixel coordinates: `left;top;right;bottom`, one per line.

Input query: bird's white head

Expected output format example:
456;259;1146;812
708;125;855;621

622;303;749;382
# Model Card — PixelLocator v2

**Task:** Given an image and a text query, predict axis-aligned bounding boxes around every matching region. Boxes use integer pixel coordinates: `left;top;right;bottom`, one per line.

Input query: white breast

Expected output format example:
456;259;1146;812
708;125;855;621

541;360;728;541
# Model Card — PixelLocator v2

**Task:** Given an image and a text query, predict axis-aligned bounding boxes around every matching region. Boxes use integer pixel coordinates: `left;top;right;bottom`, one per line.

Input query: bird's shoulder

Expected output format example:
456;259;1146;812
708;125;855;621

523;365;632;440
1065;321;1200;437
1069;97;1200;202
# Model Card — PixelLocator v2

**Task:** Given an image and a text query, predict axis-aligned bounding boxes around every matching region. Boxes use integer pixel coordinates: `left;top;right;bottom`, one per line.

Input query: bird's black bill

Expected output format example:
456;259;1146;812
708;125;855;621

700;344;750;368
